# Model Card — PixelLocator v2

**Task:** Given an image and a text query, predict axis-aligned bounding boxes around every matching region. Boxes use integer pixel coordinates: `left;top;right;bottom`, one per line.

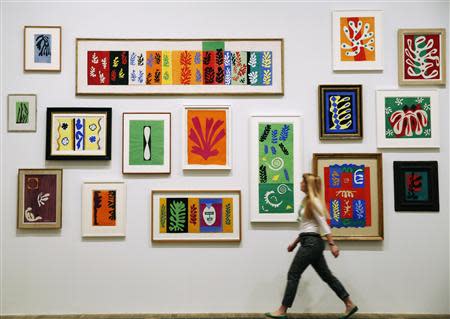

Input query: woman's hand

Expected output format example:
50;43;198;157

330;244;340;258
287;242;298;252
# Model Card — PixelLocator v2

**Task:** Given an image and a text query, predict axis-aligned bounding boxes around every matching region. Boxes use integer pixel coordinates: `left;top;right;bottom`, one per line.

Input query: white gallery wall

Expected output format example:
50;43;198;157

1;1;449;315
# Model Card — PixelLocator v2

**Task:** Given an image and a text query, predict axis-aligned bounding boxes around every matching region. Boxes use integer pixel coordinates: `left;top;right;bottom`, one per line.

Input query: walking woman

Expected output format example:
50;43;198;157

265;173;358;319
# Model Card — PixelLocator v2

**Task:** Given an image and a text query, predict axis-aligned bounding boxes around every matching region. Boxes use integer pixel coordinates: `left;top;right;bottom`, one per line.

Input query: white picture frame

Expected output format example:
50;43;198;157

24;26;61;72
122;112;171;174
250;115;302;222
376;90;439;148
182;105;231;170
332;10;383;71
82;182;126;237
8;94;37;132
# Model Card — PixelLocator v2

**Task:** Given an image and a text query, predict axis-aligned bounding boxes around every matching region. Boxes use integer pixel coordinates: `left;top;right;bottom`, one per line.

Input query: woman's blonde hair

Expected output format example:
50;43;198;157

302;173;328;219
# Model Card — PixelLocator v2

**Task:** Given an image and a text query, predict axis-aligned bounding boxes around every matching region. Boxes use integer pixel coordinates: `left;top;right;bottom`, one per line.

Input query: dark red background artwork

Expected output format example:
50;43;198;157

23;174;57;223
404;34;441;80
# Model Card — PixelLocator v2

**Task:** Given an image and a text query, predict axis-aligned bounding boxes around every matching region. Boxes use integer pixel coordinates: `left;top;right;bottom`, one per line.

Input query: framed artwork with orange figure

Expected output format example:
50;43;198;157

332;11;383;71
82;182;126;237
183;105;231;170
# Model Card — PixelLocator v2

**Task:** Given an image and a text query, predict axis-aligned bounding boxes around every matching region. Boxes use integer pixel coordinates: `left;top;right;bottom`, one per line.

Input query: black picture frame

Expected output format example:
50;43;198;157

318;84;363;140
45;107;112;160
393;161;439;212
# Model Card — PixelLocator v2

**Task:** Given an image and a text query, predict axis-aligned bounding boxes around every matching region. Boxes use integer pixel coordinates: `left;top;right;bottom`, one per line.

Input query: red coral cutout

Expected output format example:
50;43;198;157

189;116;226;160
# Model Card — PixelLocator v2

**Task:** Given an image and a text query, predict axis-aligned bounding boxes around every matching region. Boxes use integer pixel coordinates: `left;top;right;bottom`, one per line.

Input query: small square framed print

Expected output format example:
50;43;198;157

24;26;61;72
319;85;362;139
398;28;446;86
17;169;63;229
122;112;171;174
8;94;37;132
376;90;439;148
82;182;126;237
332;11;383;71
394;161;439;212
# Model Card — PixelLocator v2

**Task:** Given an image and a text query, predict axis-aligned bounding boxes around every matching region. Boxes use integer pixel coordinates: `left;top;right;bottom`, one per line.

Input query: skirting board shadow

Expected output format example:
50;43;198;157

1;314;450;319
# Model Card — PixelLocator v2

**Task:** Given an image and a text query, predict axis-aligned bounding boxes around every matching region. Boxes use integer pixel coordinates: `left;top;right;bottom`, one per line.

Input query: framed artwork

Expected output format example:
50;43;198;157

313;153;383;240
318;85;362;139
250;115;302;222
82;182;126;237
76;38;283;95
46;107;112;160
24;26;61;72
398;28;446;86
8;94;37;132
17;169;62;229
122;112;171;174
376;90;439;148
332;11;383;71
393;161;439;212
151;190;241;242
183;105;231;170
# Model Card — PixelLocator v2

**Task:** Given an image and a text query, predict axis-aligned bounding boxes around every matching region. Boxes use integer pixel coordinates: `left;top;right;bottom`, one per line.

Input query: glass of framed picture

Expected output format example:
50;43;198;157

45;107;112;160
17;169;63;229
151;190;241;242
122;112;171;174
332;10;383;71
182;105;231;170
76;38;284;95
376;90;439;148
24;26;61;72
393;161;439;212
398;28;446;86
8;94;37;132
313;153;383;240
82;182;126;237
318;85;362;139
249;115;302;222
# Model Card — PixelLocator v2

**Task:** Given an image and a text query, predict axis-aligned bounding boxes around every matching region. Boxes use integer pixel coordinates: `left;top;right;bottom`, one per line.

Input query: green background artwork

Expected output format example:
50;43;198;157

15;101;29;124
384;96;431;139
258;123;294;214
129;120;164;165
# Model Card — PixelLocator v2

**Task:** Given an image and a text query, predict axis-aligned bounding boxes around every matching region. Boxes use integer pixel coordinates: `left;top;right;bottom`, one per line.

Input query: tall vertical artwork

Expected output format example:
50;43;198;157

24;26;61;72
376;90;439;148
151;190;241;242
250;116;301;222
333;11;383;70
398;29;446;86
122;113;171;173
183;106;231;170
76;38;283;95
313;153;383;240
319;85;362;139
82;182;126;237
46;107;112;160
17;169;62;229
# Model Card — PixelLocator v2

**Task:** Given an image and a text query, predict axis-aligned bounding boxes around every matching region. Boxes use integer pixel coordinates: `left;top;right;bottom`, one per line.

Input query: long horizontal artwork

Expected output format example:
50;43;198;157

76;39;283;95
151;190;241;242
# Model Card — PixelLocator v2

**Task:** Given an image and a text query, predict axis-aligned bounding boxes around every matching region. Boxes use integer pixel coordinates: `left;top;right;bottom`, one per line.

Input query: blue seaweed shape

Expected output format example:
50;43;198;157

271;146;276;154
130;52;136;66
271;129;278;144
279;124;290;141
194;52;201;65
146;54;154;67
130;70;137;82
138;70;144;83
196;69;202;82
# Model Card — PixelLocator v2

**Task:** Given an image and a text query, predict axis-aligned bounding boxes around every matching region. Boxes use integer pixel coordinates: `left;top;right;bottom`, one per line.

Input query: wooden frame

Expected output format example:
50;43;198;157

7;94;37;132
151;190;241;242
332;11;383;71
182;105;231;170
45;107;112;160
398;28;446;86
24;26;61;72
249;115;302;222
76;38;284;95
318;85;362;140
393;161;439;212
313;153;383;240
17;168;63;229
376;90;439;148
82;182;127;237
122;112;171;174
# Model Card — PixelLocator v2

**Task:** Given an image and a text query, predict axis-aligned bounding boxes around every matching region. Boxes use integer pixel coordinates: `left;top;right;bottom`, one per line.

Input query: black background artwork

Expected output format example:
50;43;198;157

393;161;439;212
166;198;188;233
110;51;128;85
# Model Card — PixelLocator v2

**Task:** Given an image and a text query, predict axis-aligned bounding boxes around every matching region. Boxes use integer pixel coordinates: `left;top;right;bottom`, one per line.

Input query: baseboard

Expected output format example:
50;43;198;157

1;313;450;319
